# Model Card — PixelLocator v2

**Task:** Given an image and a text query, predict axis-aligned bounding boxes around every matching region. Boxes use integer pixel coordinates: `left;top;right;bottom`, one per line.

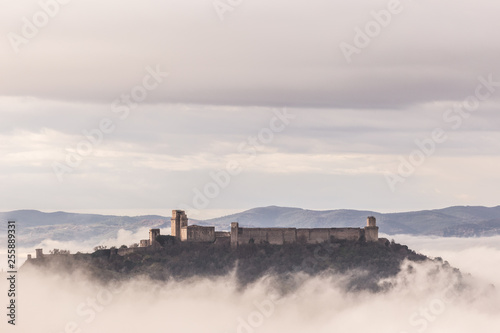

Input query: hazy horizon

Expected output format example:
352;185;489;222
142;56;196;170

3;203;500;221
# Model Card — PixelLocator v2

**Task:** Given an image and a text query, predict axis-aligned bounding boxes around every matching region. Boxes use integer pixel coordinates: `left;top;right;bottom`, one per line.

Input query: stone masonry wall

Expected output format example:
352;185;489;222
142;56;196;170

364;226;379;242
231;223;365;246
329;228;363;242
184;225;216;242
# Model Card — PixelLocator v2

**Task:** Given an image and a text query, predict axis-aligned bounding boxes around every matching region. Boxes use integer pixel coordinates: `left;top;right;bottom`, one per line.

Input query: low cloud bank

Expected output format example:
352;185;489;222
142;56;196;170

0;227;171;270
1;236;499;333
391;234;500;285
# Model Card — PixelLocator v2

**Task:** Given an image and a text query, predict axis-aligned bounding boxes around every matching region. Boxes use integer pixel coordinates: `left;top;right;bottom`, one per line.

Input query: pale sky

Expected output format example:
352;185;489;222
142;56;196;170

1;0;499;219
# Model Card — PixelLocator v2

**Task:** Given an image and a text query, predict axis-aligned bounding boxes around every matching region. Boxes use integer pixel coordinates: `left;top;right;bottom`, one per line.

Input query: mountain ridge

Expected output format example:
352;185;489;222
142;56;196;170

2;205;500;247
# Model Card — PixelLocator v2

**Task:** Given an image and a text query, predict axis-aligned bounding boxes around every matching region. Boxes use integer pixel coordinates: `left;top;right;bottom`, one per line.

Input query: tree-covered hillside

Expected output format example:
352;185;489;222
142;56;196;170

24;238;457;292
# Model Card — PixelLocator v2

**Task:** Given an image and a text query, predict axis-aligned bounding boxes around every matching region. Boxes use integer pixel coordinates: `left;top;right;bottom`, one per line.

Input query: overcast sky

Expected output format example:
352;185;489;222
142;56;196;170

1;0;499;219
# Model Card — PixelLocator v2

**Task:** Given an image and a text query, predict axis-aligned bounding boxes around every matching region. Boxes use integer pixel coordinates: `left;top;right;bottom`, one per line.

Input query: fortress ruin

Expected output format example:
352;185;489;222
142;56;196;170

140;210;379;248
29;209;379;258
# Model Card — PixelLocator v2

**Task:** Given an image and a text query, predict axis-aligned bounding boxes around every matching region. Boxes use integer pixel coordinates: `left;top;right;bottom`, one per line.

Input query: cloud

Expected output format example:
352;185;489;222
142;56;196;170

391;234;500;285
2;0;500;107
0;227;172;271
1;236;499;332
2;0;500;214
1;102;499;214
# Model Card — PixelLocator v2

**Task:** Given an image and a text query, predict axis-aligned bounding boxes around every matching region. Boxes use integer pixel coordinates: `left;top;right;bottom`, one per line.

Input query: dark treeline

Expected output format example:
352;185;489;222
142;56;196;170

25;238;460;292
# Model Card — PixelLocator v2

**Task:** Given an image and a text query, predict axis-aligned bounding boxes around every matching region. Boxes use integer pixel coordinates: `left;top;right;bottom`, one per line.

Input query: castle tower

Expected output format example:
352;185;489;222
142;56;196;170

35;249;43;259
230;222;239;248
149;229;160;245
171;210;188;240
367;216;377;227
364;216;379;242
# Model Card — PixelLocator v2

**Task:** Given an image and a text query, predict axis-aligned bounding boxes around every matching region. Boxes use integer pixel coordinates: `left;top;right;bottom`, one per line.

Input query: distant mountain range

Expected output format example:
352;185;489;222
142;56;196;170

1;205;500;247
200;205;500;237
0;211;170;247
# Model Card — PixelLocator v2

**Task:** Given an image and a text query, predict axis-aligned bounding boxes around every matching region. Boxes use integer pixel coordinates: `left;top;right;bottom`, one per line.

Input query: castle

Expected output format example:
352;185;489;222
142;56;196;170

141;210;379;248
31;209;379;259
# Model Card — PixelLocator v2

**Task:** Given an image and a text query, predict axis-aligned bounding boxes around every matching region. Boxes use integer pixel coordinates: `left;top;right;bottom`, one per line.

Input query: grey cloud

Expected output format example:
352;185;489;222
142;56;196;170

1;0;500;214
2;1;500;108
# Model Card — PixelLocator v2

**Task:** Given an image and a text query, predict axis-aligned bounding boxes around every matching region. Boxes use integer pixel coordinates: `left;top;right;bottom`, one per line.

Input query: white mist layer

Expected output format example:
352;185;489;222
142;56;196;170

0;227;171;271
1;236;499;333
392;234;500;286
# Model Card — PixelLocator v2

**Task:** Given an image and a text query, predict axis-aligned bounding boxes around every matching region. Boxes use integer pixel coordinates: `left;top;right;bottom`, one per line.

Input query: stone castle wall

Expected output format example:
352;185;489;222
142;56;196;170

330;228;365;241
174;211;377;246
182;225;216;242
231;223;367;246
215;231;231;245
232;227;297;245
30;213;379;259
364;226;379;242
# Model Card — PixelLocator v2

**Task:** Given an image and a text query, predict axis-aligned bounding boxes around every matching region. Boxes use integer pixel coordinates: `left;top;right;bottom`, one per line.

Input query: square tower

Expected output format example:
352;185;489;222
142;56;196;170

367;216;377;227
230;222;239;248
149;229;160;245
364;216;379;242
171;210;188;240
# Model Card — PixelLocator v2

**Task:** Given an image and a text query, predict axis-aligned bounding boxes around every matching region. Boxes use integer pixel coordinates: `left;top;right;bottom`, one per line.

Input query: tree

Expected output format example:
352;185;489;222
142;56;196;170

49;249;70;255
93;245;107;251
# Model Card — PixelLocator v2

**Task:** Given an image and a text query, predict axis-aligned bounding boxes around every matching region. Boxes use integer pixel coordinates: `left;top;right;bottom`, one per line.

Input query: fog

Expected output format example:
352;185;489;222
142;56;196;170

0;226;172;272
392;234;500;287
1;235;499;332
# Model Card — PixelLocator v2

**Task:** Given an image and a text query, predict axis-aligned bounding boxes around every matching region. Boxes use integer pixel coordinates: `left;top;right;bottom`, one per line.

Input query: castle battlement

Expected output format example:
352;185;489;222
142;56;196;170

30;210;380;258
169;210;378;247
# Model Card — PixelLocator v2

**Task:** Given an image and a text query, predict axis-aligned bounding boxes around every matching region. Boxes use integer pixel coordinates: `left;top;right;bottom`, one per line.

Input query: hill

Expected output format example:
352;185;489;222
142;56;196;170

2;205;500;247
24;238;446;293
201;205;500;237
0;210;170;247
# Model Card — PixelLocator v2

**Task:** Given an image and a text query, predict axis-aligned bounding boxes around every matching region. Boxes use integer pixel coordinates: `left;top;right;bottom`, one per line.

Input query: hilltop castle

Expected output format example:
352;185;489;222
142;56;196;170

31;209;379;259
140;210;379;248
